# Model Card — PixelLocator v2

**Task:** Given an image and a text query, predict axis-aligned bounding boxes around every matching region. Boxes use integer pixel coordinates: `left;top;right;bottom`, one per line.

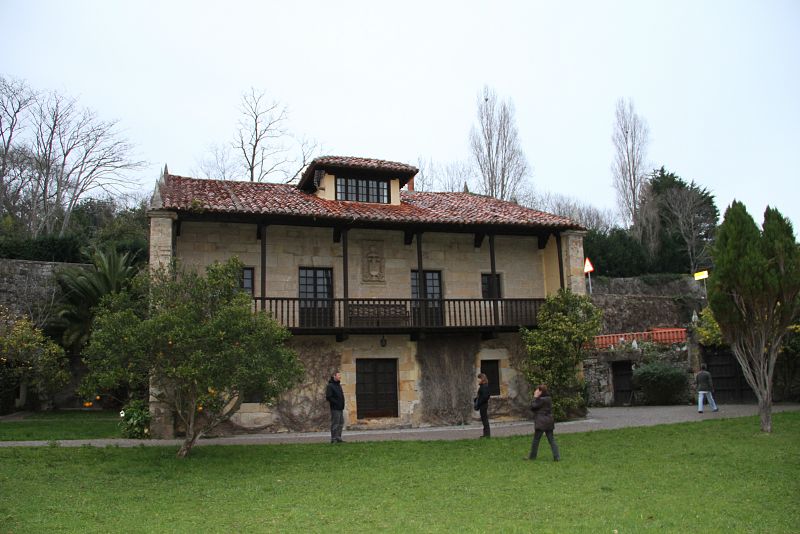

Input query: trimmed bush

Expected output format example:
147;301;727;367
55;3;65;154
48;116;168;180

0;235;85;263
633;362;687;405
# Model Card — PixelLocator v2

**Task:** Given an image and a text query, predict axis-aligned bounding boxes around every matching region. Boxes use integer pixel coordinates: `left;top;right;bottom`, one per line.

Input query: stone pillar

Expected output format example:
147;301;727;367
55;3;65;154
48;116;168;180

147;210;177;270
146;209;177;438
560;230;588;295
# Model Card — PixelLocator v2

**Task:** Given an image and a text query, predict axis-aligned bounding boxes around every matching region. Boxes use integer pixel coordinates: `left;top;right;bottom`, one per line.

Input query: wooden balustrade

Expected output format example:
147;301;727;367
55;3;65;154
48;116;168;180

252;297;545;332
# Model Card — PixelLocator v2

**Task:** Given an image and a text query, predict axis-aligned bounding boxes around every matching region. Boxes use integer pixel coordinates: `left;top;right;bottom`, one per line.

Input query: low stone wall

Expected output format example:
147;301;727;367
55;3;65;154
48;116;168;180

584;342;697;407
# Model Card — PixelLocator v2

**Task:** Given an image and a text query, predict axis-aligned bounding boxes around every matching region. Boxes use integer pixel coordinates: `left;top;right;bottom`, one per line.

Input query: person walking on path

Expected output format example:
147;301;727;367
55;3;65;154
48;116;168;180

475;373;491;438
696;363;719;414
325;371;345;443
527;384;560;461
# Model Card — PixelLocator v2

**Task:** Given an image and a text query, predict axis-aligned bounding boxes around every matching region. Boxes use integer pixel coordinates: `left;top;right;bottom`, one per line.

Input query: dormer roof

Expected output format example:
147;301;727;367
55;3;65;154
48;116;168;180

298;156;418;191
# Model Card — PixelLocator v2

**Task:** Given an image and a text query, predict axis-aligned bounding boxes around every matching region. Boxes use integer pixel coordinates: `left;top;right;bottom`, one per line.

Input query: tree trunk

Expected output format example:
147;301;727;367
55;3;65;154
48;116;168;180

759;395;772;433
176;434;200;458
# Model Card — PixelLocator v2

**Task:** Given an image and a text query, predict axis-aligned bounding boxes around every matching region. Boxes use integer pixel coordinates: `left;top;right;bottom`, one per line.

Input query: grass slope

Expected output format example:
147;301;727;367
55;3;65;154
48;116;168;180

0;413;798;533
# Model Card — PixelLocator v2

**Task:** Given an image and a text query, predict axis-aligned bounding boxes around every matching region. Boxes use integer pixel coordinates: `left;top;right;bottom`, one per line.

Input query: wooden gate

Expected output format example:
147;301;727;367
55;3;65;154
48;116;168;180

703;349;756;403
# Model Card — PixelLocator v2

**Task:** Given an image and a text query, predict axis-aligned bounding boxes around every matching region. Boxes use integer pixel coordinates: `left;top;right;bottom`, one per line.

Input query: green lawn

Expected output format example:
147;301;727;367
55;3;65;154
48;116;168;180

1;413;798;533
0;410;121;441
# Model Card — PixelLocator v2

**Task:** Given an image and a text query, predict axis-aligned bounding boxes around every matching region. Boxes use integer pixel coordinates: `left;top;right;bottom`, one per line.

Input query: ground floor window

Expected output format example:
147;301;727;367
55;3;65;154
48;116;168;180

356;358;398;418
480;360;501;396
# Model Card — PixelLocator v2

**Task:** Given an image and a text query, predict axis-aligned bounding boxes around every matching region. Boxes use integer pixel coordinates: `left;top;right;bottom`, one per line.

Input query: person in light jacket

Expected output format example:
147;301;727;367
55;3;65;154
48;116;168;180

474;373;491;438
527;384;560;461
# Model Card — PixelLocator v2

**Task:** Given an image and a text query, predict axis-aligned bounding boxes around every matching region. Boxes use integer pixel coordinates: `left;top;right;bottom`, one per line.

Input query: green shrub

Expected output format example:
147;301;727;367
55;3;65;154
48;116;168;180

521;289;602;420
633;362;687;405
118;399;151;439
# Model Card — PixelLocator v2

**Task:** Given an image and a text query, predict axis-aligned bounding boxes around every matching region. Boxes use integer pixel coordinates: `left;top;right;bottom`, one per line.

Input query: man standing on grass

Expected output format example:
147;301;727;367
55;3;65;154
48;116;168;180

696;363;719;414
326;371;345;443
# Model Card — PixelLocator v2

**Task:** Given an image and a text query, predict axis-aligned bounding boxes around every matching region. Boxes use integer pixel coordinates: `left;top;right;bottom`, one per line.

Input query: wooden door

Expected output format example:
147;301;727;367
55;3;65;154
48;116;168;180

356;359;399;418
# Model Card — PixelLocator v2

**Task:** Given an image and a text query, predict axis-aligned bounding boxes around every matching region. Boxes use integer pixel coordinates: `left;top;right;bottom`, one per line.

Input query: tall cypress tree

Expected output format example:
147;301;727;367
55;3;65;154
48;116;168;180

709;201;800;432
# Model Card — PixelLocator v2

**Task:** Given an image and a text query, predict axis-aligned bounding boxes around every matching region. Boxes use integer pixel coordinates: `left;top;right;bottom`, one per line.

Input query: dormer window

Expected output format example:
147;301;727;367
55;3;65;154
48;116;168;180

336;176;390;204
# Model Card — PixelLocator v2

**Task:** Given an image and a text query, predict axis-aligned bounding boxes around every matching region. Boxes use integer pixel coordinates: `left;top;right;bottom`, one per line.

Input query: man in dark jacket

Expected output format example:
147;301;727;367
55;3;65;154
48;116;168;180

696;363;719;413
325;372;345;443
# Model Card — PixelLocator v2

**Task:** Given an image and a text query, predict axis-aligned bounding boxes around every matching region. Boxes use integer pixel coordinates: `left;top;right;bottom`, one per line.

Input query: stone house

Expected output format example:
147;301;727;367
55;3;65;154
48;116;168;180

148;156;586;435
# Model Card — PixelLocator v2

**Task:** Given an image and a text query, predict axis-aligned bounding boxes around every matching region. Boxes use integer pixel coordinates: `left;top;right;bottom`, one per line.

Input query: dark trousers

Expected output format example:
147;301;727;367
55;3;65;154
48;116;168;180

330;409;344;442
479;404;490;437
529;429;560;460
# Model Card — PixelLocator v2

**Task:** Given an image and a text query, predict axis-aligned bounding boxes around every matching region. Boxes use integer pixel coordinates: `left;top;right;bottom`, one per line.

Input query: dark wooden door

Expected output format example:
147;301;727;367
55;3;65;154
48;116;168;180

356;359;398;418
704;349;756;403
612;360;633;406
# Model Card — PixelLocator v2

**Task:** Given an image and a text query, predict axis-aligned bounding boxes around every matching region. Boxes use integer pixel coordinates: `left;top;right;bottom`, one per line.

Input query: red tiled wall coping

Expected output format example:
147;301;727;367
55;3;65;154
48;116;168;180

592;328;687;350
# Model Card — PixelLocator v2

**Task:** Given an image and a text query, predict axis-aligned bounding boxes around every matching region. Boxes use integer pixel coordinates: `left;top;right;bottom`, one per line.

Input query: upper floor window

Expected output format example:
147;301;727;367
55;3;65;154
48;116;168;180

481;273;502;299
336;176;389;203
241;267;254;295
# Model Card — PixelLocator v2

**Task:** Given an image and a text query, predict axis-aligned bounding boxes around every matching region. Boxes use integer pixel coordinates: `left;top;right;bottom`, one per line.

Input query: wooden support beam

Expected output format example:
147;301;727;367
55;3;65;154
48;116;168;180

538;234;549;250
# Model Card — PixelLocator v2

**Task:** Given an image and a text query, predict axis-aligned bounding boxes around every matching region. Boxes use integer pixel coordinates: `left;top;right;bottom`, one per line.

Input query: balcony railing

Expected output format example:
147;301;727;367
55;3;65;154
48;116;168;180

252;297;545;332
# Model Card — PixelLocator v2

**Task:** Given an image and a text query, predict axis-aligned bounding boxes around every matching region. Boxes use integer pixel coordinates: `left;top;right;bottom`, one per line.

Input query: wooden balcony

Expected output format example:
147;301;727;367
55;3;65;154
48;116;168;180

252;297;545;335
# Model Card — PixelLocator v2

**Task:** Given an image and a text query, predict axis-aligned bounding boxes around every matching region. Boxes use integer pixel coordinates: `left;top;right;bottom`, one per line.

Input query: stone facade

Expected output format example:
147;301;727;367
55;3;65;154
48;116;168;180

165;222;565;301
147;178;586;436
230;332;531;431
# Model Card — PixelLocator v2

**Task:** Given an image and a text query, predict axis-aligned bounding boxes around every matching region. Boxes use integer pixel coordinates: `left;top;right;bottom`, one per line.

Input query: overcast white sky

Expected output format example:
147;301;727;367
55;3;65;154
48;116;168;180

4;0;799;229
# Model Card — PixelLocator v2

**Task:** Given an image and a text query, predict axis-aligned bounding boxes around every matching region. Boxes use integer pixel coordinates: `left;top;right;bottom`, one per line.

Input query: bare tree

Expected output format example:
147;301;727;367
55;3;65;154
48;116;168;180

228;88;318;183
194;142;237;181
635;180;662;259
611;98;650;232
28;91;144;237
0;76;36;220
661;185;715;272
415;157;474;192
533;191;618;233
469;86;530;201
0;77;143;238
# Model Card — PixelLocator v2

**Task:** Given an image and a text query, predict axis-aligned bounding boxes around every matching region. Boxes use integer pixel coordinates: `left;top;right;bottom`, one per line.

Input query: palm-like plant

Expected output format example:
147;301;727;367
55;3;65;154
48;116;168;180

54;248;138;351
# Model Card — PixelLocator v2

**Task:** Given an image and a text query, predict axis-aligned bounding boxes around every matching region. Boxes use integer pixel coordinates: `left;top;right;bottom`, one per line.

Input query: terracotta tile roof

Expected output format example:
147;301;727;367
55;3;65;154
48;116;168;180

154;174;582;231
298;156;418;190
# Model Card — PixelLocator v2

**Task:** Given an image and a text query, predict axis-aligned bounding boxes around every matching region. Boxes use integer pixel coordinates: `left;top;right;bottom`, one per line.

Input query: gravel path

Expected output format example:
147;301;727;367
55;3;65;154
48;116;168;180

1;403;797;449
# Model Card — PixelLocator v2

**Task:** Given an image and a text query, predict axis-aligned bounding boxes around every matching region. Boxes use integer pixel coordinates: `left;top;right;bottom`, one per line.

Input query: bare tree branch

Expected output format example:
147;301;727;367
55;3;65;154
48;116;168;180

415;157;474;192
469;86;530;201
532;191;618;232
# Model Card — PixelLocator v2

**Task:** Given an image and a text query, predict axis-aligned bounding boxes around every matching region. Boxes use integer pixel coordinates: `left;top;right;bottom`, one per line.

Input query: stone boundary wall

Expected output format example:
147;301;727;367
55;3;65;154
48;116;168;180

0;258;91;326
588;276;706;334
